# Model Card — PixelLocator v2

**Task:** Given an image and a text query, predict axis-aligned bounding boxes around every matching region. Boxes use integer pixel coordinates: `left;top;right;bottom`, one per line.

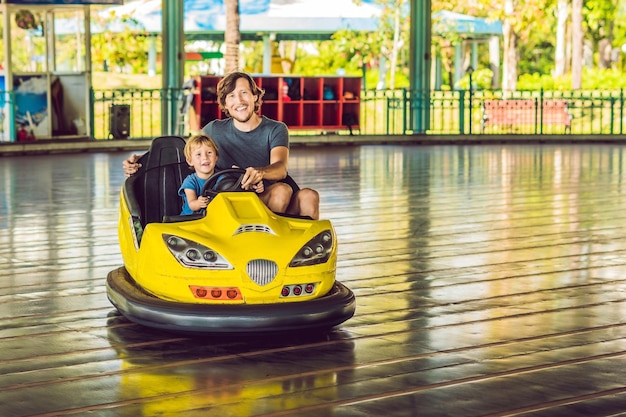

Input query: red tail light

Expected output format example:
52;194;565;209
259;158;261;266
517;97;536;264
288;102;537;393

280;283;318;298
190;286;242;301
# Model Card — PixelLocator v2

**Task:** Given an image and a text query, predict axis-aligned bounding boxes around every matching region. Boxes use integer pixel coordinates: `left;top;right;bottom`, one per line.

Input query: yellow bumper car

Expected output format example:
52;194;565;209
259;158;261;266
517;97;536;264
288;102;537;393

106;136;355;333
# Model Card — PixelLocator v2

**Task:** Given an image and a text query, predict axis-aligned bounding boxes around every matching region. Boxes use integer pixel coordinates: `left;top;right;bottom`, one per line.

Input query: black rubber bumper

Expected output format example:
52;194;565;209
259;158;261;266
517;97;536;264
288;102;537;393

106;266;356;333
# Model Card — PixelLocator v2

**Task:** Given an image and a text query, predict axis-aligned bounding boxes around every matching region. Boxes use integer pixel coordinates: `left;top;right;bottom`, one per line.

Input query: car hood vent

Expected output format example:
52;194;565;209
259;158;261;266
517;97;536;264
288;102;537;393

247;259;278;286
234;224;275;236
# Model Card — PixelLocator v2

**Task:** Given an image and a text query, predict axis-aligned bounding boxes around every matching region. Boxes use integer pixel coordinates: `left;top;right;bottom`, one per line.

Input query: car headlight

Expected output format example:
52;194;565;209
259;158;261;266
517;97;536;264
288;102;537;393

163;234;233;269
289;230;333;267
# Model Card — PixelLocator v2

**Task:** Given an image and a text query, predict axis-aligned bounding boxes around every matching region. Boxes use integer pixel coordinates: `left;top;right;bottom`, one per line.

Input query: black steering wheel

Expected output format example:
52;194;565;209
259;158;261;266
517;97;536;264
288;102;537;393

201;168;249;199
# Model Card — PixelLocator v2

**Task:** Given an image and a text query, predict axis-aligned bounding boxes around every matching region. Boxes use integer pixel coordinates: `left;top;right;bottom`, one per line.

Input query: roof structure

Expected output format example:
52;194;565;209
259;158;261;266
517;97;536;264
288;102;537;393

432;10;502;38
104;0;382;41
96;3;501;42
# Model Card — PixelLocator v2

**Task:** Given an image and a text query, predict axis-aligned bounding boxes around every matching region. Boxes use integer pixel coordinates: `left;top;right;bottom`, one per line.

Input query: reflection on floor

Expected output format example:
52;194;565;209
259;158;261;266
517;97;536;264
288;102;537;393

1;144;626;416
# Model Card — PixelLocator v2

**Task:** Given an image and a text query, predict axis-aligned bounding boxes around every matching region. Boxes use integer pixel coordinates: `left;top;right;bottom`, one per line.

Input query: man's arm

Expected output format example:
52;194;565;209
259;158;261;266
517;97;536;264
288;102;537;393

123;153;145;176
240;146;288;189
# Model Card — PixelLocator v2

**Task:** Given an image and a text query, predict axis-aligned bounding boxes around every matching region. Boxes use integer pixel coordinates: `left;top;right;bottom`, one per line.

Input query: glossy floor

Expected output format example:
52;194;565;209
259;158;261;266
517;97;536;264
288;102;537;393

1;144;626;416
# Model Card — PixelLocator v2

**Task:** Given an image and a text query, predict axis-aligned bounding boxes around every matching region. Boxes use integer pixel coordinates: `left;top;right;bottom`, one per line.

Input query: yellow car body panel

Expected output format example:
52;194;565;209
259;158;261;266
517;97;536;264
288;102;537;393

106;136;354;333
118;190;337;305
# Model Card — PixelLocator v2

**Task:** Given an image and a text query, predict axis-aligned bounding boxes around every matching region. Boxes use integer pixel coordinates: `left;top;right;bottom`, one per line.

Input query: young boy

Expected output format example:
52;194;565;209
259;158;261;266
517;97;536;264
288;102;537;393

179;134;264;215
178;134;220;215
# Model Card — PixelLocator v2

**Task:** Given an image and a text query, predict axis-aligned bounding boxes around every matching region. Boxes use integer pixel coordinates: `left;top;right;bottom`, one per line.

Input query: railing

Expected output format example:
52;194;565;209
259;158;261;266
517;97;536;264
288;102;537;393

361;89;626;136
91;88;172;140
86;87;626;139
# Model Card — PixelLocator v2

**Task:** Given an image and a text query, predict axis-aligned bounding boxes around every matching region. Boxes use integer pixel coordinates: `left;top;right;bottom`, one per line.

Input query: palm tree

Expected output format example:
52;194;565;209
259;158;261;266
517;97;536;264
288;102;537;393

224;0;240;73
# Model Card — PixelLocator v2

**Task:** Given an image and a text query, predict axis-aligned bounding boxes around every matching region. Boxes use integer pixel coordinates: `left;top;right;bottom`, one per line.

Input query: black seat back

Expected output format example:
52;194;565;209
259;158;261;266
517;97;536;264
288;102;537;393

125;136;188;227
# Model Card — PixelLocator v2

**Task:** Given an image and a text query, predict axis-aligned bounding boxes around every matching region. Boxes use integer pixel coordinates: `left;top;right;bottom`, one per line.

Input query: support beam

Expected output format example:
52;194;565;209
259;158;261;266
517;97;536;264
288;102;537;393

162;1;185;136
263;34;273;74
409;0;431;133
454;43;463;87
489;35;501;89
148;36;157;76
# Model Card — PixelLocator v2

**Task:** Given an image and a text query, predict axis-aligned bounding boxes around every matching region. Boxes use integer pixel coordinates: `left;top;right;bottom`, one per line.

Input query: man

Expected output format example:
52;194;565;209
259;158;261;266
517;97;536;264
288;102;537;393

123;71;319;219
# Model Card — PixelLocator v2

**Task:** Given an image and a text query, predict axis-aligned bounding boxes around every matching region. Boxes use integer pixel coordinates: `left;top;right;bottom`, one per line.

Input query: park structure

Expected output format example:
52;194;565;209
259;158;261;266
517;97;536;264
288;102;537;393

0;0;124;143
0;0;494;142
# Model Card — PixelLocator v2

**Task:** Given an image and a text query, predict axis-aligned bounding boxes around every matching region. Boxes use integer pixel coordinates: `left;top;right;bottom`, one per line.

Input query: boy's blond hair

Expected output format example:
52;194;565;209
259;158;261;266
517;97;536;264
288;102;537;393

184;134;219;169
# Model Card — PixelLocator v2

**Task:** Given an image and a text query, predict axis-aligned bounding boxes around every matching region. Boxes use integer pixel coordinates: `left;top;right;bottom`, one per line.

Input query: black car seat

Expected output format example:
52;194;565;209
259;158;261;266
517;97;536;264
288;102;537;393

124;136;188;228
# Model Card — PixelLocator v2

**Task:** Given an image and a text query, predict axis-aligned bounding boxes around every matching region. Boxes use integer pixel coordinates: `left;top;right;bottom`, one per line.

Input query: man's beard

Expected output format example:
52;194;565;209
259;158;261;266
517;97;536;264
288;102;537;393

229;105;256;124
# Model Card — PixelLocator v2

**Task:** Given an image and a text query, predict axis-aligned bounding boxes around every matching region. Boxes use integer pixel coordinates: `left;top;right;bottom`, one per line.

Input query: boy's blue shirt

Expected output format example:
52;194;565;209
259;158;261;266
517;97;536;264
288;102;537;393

178;173;208;215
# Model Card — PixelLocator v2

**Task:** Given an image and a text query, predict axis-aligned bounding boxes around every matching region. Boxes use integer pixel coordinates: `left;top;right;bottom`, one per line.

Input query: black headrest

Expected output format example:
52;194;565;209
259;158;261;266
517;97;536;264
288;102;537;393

130;136;188;226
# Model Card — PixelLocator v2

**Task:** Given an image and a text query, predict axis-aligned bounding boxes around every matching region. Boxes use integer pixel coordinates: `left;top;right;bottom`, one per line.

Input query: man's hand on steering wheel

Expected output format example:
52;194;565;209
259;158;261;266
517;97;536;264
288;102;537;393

239;166;264;191
201;168;247;198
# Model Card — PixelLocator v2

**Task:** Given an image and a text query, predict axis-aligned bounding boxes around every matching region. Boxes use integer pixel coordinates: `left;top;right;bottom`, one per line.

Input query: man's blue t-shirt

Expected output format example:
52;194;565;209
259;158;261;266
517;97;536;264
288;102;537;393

201;116;289;171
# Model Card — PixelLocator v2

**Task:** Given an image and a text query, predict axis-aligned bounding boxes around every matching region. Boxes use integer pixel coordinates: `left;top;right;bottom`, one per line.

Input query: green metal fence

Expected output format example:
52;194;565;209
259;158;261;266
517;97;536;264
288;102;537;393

90;87;626;140
91;88;169;140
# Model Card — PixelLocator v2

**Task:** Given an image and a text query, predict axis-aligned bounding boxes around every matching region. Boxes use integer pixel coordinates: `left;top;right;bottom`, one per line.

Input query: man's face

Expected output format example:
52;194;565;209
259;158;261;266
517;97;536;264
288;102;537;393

224;77;257;123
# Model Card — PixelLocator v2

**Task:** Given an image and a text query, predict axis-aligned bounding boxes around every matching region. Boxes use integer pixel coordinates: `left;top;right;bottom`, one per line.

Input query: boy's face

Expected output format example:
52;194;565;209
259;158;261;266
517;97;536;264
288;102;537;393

224;77;258;123
186;144;218;178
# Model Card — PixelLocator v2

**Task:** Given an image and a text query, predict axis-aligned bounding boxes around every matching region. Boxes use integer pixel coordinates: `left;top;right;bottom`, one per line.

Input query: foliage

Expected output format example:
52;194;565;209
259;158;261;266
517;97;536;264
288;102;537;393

90;8;152;73
241;41;265;74
518;67;626;90
455;68;495;90
331;29;382;71
6;11;47;72
584;0;620;44
85;0;626;92
92;71;161;89
362;68;410;90
292;40;364;76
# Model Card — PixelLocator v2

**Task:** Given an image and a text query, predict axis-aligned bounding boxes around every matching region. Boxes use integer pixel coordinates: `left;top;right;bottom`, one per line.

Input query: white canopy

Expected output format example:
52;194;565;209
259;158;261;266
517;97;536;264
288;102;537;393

104;0;382;40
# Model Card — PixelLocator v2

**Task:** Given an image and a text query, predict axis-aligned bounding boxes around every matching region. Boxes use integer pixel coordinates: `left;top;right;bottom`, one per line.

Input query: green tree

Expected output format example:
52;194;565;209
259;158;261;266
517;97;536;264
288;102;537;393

292;39;363;75
90;9;151;73
331;0;409;89
331;29;382;72
584;0;620;69
572;0;583;89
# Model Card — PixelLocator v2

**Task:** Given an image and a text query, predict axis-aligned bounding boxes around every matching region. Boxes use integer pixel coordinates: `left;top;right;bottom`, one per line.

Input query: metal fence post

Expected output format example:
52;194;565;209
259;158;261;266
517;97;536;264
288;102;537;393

538;89;543;135
610;96;615;135
459;90;465;134
402;89;408;134
89;88;95;139
619;88;624;135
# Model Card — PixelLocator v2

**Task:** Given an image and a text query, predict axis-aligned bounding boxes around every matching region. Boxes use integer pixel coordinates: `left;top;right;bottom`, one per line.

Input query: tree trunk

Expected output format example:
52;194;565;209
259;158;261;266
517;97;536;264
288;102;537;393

279;41;298;73
389;5;401;90
571;0;583;89
598;38;612;69
224;0;240;74
554;0;568;77
598;20;615;69
502;0;517;92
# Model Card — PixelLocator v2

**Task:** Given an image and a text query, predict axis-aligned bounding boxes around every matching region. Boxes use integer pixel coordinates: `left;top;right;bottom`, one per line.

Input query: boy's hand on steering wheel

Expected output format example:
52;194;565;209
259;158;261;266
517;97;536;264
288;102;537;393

253;181;264;194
